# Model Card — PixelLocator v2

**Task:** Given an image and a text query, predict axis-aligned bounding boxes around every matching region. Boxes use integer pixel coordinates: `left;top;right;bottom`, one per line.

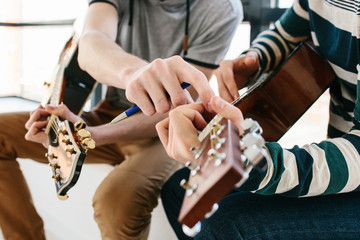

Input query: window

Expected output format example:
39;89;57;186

0;0;87;101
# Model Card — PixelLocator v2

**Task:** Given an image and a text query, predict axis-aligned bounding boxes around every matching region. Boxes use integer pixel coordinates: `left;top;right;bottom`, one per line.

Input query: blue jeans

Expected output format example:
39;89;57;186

161;167;360;240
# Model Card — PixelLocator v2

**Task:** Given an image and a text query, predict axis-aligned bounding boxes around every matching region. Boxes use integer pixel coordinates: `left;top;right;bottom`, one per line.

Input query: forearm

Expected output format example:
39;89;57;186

239;132;360;197
245;0;311;82
78;31;148;89
87;112;168;146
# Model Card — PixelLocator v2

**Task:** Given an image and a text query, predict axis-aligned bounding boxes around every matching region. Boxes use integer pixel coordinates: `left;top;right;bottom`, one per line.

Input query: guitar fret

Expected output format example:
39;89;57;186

198;73;270;143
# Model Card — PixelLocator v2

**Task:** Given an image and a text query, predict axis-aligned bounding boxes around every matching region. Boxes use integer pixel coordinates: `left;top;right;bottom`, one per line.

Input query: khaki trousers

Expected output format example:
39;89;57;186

0;100;180;240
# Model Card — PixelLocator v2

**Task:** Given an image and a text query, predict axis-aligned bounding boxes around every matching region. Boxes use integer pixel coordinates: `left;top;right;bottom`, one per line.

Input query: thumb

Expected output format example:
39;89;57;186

243;51;259;73
236;51;259;78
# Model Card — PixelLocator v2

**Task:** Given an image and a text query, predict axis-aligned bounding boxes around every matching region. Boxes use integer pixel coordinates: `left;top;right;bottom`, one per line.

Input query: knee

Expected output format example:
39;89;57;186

92;171;160;237
161;167;189;210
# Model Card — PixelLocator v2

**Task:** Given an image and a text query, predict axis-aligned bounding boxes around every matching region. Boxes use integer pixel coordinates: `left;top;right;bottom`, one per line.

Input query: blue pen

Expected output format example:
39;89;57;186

110;82;191;124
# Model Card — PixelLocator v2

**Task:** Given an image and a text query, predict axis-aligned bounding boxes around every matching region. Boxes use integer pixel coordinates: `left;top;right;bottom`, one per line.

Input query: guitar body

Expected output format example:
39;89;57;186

42;36;97;115
44;30;97;199
61;47;98;115
238;42;336;141
178;42;336;234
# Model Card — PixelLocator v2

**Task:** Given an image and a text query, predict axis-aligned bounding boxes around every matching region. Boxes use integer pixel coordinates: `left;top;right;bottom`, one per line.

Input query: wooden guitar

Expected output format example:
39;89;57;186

42;29;97;200
178;42;336;235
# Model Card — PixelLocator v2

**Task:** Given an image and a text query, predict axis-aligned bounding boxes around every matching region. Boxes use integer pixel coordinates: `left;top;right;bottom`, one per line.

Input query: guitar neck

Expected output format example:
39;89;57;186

198;73;270;143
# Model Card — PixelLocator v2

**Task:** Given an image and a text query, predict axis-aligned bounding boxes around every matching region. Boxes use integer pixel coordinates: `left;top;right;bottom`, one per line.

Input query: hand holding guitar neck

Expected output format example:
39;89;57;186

179;117;268;237
156;41;336;238
41;32;98;200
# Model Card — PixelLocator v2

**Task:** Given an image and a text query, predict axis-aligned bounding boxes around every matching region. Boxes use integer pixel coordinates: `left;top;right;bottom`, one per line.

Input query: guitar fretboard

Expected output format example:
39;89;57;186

198;72;269;142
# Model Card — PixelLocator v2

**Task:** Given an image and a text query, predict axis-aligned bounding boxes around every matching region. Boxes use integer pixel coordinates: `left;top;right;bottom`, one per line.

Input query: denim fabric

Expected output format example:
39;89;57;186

161;167;360;240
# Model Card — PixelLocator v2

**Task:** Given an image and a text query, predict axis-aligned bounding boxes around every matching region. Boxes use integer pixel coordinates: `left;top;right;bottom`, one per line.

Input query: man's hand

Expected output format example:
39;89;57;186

156;96;244;163
124;56;216;116
25;104;82;148
25;106;50;148
215;51;259;102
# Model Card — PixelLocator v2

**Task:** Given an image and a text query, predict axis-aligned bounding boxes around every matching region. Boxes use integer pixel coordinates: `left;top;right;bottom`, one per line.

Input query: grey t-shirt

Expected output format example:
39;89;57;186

89;0;242;109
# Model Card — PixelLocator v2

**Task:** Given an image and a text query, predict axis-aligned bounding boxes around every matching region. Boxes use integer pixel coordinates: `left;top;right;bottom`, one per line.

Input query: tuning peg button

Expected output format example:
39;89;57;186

191;165;201;176
45;152;58;159
241;118;262;135
180;179;190;189
242;132;265;148
75;120;87;130
204;203;219;219
77;129;91;139
186;184;198;197
49;163;60;171
82;138;96;149
51;174;61;181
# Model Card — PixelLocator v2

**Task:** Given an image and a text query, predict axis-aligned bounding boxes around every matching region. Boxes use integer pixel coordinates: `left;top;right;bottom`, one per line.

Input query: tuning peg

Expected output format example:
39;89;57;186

216;124;226;136
48;162;60;171
204;203;219;219
185;161;193;169
191;165;201;176
51;174;61;181
207;149;226;160
180;179;190;190
77;129;91;139
214;156;226;167
190;147;203;160
185;161;199;171
45;152;57;159
240;154;249;167
43;81;51;87
210;118;227;134
66;147;75;154
74;120;87;130
207;148;226;166
186;183;198;197
241;118;262;135
182;222;201;238
242;132;265;148
57;129;68;135
207;148;217;157
243;146;264;166
61;139;72;145
210;135;226;149
81;138;96;149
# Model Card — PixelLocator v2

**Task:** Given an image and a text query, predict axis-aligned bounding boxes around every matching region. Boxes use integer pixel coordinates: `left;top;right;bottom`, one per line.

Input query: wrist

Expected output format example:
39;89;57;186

118;57;148;88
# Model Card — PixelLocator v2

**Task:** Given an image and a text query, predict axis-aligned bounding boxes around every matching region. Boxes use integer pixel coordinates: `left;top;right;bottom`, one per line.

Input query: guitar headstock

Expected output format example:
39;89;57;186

179;117;267;237
45;118;95;200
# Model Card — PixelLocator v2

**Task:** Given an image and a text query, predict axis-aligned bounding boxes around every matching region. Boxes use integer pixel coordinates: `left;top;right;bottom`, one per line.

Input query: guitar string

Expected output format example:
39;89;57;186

197;72;270;143
193;72;271;170
50;116;60;137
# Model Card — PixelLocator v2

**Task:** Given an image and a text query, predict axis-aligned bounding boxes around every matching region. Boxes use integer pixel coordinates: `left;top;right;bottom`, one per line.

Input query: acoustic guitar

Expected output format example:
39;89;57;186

178;42;337;236
42;29;97;200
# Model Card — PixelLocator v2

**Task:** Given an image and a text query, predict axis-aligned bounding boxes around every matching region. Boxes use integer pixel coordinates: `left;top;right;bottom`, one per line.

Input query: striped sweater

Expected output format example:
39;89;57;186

239;0;360;197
